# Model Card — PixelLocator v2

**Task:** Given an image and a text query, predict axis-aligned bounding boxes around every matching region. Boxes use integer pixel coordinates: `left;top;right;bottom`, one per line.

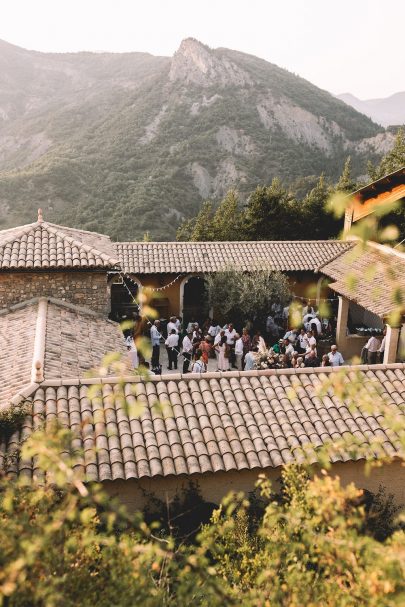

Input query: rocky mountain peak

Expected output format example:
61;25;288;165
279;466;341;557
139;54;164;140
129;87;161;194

169;37;252;87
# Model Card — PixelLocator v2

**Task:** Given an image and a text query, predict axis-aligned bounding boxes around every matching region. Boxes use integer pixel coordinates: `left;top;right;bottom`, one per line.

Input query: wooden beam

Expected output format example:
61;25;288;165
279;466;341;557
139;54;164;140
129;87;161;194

352;184;405;222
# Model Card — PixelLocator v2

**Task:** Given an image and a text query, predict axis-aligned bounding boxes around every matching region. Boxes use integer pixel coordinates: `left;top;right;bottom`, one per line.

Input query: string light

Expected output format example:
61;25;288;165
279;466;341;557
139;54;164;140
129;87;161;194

117;269;338;366
291;294;338;304
114;272;194;293
118;271;185;360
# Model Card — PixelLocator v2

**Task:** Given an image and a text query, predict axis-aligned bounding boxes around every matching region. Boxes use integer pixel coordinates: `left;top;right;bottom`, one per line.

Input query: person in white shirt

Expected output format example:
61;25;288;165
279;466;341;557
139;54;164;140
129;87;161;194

150;320;161;369
192;323;202;341
224;323;238;368
303;313;315;332
307;330;317;348
304;342;317;359
192;349;207;373
285;341;295;359
297;329;309;353
208;320;221;338
167;316;178;335
165;329;179;370
302;302;315;317
182;331;193;373
186;318;196;333
365;331;381;365
234;334;244;370
328;345;344;367
175;316;182;333
224;323;237;344
244;347;258;371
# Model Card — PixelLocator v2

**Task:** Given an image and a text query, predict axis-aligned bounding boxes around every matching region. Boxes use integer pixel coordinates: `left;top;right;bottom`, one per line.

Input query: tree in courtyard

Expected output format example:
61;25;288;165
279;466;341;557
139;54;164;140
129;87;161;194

205;266;291;325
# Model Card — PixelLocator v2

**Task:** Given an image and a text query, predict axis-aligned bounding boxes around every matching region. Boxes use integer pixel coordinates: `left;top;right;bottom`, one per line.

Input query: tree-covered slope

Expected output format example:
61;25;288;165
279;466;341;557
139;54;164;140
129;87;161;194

0;37;389;240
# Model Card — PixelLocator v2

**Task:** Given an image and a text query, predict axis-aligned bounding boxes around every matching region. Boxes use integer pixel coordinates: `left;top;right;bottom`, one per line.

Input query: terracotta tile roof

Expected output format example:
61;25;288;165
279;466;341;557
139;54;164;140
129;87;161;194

0;298;128;411
0;221;119;270
321;240;405;318
2;365;404;481
0;302;38;410
114;241;353;274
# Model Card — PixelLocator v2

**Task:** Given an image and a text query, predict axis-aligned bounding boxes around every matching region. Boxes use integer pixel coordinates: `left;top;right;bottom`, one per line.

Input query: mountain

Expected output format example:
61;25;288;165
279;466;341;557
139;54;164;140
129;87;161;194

337;92;405;127
0;37;392;240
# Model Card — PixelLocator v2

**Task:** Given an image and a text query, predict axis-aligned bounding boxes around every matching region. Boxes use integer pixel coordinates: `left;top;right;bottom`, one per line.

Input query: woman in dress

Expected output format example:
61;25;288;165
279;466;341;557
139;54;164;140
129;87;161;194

215;335;230;372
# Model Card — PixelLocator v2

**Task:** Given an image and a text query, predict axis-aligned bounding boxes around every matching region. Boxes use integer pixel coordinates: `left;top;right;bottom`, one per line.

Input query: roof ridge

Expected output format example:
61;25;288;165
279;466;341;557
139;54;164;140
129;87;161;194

46;296;119;321
38;361;405;387
0;221;39;236
31;298;47;383
44;223;120;266
114;239;351;245
0;223;41;250
0;296;43;316
44;221;115;240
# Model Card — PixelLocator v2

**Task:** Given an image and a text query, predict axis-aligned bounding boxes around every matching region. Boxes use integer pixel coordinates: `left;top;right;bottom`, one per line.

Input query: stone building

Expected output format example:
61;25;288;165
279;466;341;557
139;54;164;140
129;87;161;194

112;239;352;322
1;205;405;509
0;210;119;315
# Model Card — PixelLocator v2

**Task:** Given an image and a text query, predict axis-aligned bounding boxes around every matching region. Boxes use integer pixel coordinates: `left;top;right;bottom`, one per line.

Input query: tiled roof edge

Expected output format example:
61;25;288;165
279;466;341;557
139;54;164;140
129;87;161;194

316;240;356;273
114;239;351;246
0;296;113;321
0;297;42;316
44;223;121;267
38;362;405;387
0;382;40;413
0;223;40;250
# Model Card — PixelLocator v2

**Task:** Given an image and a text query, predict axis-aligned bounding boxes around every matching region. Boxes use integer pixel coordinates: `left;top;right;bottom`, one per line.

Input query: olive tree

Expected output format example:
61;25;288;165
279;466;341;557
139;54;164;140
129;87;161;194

205;266;291;325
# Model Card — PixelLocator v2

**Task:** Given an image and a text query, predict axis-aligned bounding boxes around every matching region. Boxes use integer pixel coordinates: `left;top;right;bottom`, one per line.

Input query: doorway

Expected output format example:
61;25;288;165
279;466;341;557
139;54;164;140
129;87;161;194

182;276;210;326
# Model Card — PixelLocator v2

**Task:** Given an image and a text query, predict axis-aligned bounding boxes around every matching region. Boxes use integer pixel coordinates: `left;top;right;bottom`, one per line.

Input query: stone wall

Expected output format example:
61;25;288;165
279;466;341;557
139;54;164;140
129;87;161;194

0;271;110;315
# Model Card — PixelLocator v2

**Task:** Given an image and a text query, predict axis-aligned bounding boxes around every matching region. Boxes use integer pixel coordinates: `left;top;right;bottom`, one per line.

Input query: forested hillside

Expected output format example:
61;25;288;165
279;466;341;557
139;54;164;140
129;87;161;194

0;37;393;240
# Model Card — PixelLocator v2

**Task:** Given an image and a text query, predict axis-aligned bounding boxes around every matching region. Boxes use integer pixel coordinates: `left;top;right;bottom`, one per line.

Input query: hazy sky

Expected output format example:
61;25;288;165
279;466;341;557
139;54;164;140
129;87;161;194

1;0;404;98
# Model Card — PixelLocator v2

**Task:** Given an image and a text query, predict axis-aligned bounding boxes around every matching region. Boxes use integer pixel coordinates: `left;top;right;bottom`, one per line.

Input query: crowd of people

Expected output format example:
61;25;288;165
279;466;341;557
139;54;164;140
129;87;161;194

124;300;349;374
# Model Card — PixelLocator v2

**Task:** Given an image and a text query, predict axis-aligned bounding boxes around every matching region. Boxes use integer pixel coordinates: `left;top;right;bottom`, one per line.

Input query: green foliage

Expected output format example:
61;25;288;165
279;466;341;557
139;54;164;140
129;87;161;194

0;401;31;431
203;469;405;605
211;190;243;241
178;172;342;242
187;201;216;241
243;179;301;240
301;174;341;239
0;40;384;240
206;266;291;323
0;426;222;607
336;156;358;192
368;127;405;180
0;422;404;605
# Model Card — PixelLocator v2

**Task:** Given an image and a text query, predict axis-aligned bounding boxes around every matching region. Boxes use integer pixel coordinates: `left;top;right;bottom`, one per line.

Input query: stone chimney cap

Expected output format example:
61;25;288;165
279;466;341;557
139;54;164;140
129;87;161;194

38;208;43;223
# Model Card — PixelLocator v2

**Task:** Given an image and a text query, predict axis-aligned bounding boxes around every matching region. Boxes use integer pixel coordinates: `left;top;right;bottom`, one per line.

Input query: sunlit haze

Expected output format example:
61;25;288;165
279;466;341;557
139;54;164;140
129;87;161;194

1;0;404;99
